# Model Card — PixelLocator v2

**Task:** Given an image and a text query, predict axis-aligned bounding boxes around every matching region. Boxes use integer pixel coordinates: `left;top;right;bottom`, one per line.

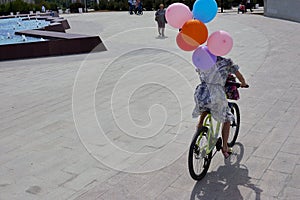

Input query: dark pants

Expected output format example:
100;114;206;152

128;3;133;14
238;8;245;14
246;3;253;12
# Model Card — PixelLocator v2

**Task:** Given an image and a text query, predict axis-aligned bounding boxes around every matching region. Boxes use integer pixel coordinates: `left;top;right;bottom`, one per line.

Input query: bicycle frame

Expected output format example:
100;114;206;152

198;114;222;154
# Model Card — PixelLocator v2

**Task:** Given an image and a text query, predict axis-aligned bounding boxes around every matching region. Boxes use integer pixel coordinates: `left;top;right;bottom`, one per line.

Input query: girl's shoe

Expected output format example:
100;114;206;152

222;147;233;159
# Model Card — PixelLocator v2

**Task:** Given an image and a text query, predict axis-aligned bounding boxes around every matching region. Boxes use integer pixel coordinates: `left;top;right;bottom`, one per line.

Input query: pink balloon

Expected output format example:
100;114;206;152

166;3;193;29
207;30;233;56
176;32;198;51
192;46;217;71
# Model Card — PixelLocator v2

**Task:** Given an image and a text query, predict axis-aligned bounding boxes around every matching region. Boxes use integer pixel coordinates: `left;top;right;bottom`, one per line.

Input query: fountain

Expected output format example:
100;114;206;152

0;13;106;61
0;17;50;46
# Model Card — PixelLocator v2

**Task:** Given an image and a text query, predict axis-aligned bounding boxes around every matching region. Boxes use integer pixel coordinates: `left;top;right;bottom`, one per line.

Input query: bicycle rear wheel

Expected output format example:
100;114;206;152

228;102;240;147
188;127;212;181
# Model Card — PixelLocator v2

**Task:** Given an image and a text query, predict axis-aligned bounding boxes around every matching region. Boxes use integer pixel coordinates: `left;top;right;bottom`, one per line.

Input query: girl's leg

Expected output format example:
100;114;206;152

158;27;161;36
222;121;230;152
197;112;208;129
162;28;165;37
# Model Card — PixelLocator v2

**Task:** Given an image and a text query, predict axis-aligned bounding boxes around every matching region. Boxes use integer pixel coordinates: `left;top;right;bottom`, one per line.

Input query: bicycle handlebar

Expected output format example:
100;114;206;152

225;81;249;88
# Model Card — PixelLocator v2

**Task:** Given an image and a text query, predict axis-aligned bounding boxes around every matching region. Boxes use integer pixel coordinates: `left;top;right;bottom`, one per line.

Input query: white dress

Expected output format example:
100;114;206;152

192;57;239;122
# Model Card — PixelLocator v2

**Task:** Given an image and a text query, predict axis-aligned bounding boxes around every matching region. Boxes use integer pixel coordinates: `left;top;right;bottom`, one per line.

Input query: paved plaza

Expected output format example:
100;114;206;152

0;9;300;200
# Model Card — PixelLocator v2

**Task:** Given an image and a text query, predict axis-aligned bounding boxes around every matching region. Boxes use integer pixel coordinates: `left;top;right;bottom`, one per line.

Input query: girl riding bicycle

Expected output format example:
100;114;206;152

192;56;248;158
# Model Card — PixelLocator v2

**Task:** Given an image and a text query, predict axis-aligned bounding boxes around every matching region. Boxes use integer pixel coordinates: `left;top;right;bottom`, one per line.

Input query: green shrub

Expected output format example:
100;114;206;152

94;3;99;11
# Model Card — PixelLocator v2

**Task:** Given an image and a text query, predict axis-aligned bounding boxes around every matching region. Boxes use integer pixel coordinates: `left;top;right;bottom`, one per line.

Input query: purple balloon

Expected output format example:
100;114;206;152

192;46;217;71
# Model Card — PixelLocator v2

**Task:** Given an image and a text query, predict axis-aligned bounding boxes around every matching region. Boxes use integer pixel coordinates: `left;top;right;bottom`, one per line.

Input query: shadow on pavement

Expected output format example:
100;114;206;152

190;143;263;200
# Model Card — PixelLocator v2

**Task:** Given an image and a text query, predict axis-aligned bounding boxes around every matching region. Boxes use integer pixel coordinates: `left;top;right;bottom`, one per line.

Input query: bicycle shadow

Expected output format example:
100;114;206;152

190;143;263;200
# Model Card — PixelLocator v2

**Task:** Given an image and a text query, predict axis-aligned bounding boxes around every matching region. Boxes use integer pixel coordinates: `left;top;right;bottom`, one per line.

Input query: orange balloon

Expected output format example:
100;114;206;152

181;19;208;46
176;32;198;51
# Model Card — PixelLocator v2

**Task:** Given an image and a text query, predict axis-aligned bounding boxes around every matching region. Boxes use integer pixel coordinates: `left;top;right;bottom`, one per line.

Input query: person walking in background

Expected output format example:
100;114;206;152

246;0;253;12
41;5;46;13
135;0;143;15
128;0;133;14
155;4;167;37
237;2;245;14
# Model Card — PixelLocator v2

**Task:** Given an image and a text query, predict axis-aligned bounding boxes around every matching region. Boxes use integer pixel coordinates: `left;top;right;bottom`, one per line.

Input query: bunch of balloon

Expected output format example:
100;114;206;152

166;0;234;71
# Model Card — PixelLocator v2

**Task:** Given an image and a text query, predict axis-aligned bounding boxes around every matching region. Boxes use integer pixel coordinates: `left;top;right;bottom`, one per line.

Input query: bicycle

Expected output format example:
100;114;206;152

188;82;248;181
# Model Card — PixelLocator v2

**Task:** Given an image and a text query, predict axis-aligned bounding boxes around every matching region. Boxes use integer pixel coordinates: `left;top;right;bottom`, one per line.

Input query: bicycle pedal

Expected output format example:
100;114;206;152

216;137;222;151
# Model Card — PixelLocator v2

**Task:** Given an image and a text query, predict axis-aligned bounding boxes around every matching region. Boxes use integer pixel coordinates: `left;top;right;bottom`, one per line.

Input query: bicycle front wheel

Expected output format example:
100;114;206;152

188;127;212;181
228;102;240;147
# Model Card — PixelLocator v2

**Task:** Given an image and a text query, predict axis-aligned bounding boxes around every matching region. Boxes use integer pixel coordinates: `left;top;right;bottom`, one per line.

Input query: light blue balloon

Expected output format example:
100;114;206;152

193;0;218;23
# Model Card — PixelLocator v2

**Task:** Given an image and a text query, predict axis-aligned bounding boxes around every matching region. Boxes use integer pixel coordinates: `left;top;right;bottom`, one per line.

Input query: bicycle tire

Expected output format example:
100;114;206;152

228;102;240;147
188;127;212;181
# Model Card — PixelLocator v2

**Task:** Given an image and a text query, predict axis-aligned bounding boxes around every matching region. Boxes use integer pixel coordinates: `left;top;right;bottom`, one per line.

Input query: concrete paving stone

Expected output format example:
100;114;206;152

161;153;187;176
286;164;300;189
97;188;137;200
0;135;22;154
189;180;223;200
43;186;77;200
258;170;289;198
275;120;299;134
96;172;154;199
137;141;187;173
280;136;300;155
0;166;15;190
0;175;56;200
63;167;116;191
261;109;286;124
281;106;300;122
263;126;292;144
17;135;66;154
2;152;47;179
247;191;278;200
244;156;272;180
279;186;300;200
61;155;99;175
238;121;255;137
101;171;129;186
238;96;260;109
6;117;64;138
268;152;298;174
170;170;199;192
37;120;75;135
133;171;179;199
290;121;300;138
252;119;278;134
72;182;112;200
281;88;300;103
253;141;282;160
235;178;261;200
37;169;75;188
189;169;260;200
0;96;71;129
100;151;135;172
206;153;225;173
282;105;300;121
156;186;191;200
240;110;263;126
0;146;27;165
239;131;268;148
233;145;257;165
